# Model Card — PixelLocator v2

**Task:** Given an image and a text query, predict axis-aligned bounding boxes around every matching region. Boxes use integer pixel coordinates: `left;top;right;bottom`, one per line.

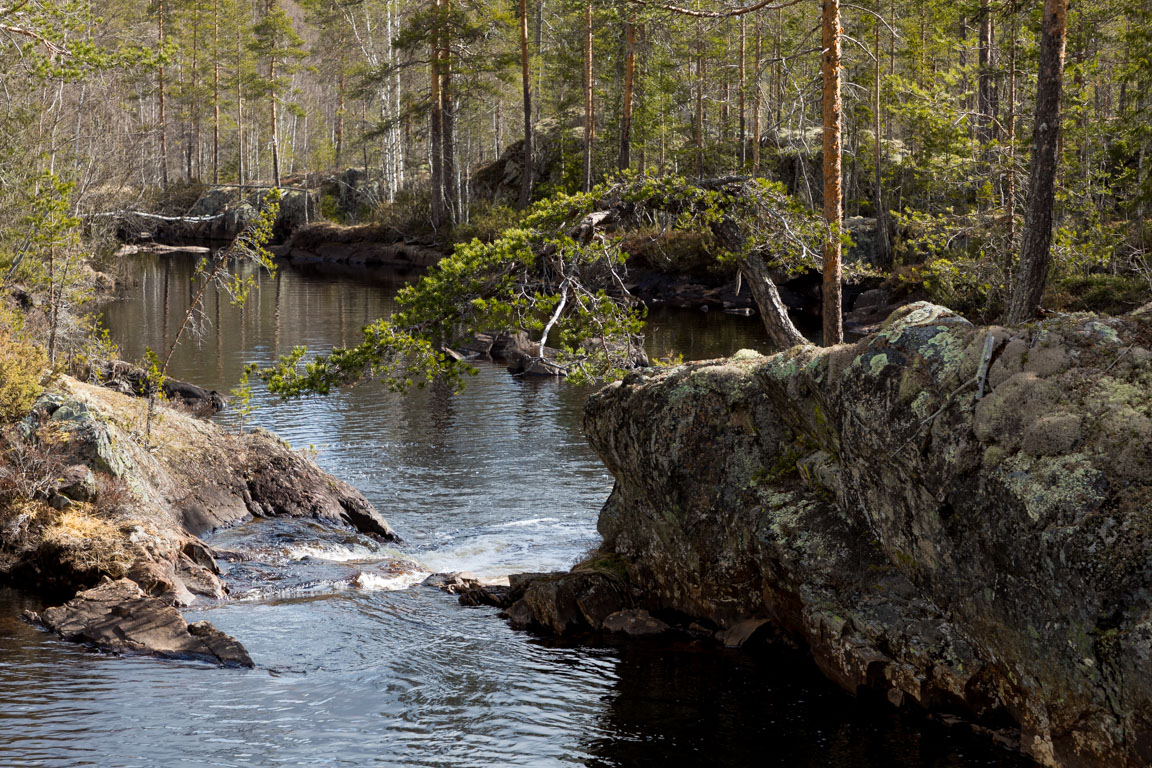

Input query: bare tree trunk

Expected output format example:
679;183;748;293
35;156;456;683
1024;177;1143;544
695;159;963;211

1006;0;1017;244
583;1;594;192
977;0;996;144
336;46;346;169
429;0;445;227
236;28;245;186
738;17;746;168
695;46;704;177
192;1;201;181
618;10;636;171
752;18;761;173
518;0;534;207
739;253;809;351
873;6;889;266
213;0;220;185
821;0;844;345
157;0;169;190
270;54;280;186
1006;0;1068;323
440;0;456;221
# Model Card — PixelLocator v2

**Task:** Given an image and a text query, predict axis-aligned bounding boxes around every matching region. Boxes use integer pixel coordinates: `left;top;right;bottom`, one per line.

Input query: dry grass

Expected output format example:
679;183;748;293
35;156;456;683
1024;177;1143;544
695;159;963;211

41;505;133;577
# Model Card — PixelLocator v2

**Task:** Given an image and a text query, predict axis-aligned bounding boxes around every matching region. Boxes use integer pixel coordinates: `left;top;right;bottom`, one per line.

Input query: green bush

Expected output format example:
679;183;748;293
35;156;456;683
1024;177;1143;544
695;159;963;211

0;323;47;423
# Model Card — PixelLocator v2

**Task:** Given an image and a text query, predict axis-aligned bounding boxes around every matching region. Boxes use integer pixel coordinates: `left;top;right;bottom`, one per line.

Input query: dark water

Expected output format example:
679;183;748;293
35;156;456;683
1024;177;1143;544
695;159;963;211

0;255;1032;767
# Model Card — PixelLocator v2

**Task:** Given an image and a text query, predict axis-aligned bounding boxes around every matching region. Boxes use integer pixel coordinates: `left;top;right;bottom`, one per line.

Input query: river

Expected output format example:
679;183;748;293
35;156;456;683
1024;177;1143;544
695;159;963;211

0;254;1031;767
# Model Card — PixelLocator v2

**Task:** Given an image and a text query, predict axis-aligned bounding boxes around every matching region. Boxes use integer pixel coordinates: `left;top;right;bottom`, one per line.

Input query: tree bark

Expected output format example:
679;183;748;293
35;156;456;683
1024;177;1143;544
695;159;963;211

1006;0;1068;323
738;17;746;168
821;0;843;345
212;0;220;184
618;11;636;171
518;0;534;206
739;252;809;351
583;1;594;191
157;0;168;190
1006;0;1017;244
977;0;996;144
752;18;761;173
268;4;281;188
429;0;445;227
236;26;245;186
873;5;889;266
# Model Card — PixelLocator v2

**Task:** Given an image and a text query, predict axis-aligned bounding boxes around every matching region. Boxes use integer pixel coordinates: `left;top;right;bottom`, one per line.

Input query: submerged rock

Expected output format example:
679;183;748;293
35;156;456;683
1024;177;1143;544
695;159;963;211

26;578;253;667
506;302;1152;767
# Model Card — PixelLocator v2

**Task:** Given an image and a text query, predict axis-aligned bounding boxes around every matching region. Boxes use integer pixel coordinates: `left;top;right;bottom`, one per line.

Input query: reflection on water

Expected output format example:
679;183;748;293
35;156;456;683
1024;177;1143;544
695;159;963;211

0;255;1032;767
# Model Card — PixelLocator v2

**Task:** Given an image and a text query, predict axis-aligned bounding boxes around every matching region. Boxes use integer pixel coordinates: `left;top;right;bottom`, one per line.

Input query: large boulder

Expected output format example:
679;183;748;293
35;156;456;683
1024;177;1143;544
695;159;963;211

516;303;1152;767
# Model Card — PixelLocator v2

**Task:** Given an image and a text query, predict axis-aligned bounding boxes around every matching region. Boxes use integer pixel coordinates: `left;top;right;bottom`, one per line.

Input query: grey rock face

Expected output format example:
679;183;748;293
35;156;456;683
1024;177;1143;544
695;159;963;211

511;302;1152;767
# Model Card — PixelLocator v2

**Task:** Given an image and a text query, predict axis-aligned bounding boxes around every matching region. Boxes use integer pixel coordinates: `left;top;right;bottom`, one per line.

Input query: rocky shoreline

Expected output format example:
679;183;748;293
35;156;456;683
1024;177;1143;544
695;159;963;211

470;302;1152;768
0;374;397;666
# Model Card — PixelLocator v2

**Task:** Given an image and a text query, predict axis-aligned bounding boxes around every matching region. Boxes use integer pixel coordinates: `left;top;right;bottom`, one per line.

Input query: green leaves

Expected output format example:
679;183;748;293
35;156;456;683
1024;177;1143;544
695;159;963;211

261;174;822;396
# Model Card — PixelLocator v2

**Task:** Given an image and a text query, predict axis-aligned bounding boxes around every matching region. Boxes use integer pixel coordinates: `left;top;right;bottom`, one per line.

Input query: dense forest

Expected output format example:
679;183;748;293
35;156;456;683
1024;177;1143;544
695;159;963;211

3;0;1151;325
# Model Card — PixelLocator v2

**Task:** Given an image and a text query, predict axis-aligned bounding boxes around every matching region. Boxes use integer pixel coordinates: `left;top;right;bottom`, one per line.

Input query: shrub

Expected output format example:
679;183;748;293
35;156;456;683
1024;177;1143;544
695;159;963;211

0;322;46;424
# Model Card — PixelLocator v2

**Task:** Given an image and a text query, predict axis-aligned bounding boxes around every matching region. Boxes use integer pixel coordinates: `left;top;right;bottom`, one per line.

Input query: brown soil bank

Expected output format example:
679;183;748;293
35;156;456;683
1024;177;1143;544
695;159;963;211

502;301;1152;767
1;375;396;665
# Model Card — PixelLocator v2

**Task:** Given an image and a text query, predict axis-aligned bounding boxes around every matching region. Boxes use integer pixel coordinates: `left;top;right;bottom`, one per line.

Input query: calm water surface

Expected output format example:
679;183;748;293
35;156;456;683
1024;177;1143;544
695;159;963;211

0;255;1031;767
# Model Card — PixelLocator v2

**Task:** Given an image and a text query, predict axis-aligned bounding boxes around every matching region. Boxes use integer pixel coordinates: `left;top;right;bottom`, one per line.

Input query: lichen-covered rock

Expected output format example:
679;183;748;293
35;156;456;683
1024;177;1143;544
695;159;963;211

542;301;1152;767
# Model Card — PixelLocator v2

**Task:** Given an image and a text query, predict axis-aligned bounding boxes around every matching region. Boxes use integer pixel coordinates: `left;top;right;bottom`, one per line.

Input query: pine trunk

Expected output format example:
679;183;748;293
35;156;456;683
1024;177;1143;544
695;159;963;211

821;0;844;345
1006;0;1068;323
519;0;534;207
618;13;636;172
583;2;594;192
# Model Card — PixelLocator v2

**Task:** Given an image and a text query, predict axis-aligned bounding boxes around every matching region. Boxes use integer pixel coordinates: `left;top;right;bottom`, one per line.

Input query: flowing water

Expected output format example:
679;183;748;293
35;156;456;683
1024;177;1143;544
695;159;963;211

0;254;1032;767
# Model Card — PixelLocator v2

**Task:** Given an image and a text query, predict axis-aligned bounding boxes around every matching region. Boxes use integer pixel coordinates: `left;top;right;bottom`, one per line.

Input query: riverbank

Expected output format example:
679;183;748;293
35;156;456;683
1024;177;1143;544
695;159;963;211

0;373;397;665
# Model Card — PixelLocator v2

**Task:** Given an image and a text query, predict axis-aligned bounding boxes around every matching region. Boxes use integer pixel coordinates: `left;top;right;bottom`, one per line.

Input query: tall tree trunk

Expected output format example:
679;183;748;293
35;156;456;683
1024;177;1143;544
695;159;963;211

430;32;444;227
1006;0;1068;323
534;0;544;127
583;1;594;191
429;0;445;227
738;17;746;168
695;47;704;177
821;0;844;345
212;0;220;185
441;0;456;220
752;18;761;173
269;55;280;185
618;11;636;172
977;0;997;153
236;27;245;186
518;0;534;206
1006;0;1017;244
873;4;889;266
157;0;168;190
192;1;201;180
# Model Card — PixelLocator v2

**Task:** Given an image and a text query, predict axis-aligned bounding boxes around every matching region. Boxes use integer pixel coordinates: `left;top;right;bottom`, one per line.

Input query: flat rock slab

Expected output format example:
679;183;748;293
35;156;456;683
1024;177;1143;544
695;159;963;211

25;578;253;668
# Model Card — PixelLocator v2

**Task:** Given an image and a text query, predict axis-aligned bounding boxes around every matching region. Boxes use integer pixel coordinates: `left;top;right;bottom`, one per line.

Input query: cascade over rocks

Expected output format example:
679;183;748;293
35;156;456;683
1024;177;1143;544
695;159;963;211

501;302;1152;768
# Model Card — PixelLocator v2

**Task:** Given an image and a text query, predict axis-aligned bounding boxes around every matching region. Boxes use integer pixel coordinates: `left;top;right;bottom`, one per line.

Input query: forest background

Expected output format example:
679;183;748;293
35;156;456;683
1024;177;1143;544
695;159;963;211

2;0;1152;382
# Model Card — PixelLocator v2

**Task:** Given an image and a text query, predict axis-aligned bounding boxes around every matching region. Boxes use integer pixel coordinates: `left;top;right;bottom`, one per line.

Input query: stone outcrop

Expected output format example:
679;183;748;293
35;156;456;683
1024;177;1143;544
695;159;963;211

503;302;1152;767
3;374;398;667
25;577;253;667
